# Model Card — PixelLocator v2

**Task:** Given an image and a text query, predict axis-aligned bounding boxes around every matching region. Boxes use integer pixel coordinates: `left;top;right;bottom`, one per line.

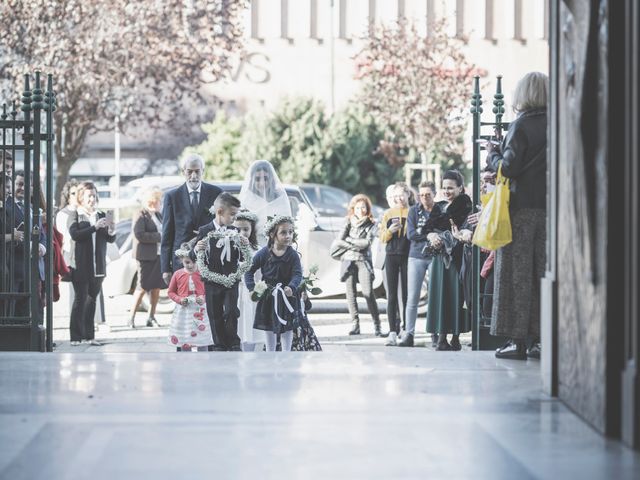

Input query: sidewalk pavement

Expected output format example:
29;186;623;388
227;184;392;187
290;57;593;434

51;283;462;353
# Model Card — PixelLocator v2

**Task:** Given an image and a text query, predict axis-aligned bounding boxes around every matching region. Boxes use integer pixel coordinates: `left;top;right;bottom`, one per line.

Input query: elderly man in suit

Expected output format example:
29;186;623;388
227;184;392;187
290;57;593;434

161;154;222;286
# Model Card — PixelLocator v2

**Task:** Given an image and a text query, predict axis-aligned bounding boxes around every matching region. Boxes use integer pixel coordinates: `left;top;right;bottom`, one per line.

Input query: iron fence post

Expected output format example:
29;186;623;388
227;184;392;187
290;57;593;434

470;76;482;350
44;74;56;352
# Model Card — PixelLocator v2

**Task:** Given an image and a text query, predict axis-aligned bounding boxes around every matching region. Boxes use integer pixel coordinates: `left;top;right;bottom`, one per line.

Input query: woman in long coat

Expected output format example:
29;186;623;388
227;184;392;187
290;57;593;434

424;170;472;351
68;181;116;346
484;72;548;360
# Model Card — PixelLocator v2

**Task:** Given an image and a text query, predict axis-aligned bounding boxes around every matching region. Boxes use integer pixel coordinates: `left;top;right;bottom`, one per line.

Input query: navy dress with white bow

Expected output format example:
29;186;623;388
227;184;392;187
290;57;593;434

244;246;302;333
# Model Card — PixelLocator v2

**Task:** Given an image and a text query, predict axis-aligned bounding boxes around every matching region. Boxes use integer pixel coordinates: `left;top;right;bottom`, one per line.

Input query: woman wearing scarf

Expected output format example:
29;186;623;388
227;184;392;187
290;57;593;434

68;181;116;346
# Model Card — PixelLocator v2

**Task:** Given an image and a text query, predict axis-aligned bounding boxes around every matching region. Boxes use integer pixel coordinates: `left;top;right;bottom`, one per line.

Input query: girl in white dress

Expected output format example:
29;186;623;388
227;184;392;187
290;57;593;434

233;210;260;351
167;244;213;352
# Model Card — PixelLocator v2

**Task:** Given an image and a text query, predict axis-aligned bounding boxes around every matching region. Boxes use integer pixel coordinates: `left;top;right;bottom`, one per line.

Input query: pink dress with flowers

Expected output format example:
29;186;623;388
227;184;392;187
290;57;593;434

168;274;213;348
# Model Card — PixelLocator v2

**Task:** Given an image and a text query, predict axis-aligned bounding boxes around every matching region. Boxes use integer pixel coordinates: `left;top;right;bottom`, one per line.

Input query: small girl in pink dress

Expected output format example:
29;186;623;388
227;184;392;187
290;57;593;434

167;244;213;351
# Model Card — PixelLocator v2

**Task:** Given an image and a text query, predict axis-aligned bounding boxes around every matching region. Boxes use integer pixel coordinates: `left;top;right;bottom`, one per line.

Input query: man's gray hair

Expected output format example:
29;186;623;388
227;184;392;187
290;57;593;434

181;153;205;170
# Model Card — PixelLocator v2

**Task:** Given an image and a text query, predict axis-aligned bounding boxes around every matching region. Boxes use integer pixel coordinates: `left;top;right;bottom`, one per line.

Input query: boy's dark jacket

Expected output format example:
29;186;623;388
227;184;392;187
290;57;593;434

191;222;241;292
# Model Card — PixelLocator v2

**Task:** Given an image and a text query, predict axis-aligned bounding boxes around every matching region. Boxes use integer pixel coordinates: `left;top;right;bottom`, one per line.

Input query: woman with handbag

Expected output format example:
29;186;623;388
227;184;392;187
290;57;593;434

333;194;382;336
483;71;548;360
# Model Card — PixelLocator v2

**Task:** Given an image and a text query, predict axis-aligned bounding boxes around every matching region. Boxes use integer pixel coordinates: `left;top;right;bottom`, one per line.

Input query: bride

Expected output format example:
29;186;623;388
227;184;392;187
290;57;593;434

238;160;292;246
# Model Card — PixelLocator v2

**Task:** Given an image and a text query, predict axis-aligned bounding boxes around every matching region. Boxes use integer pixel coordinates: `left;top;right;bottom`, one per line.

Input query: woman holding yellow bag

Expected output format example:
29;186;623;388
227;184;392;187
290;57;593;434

483;72;548;360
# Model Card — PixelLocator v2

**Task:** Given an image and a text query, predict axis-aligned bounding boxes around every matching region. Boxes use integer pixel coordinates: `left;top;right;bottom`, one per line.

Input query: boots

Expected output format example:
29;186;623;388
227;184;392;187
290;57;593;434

349;318;360;335
373;318;382;337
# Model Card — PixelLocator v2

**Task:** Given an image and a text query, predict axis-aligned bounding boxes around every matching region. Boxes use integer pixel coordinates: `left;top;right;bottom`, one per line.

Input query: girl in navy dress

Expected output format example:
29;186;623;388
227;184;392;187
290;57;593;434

244;215;302;352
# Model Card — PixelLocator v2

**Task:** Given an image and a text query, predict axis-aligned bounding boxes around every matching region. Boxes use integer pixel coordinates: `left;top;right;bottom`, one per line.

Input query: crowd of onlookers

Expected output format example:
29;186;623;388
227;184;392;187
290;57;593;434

337;71;548;360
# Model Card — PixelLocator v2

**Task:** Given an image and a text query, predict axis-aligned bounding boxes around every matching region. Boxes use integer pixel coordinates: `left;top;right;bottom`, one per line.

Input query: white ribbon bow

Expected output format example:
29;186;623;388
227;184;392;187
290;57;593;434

216;234;232;265
271;283;294;326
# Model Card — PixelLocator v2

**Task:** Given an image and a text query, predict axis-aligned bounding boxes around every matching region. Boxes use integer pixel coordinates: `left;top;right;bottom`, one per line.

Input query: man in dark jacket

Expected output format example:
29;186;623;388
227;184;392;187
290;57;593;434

161;154;222;286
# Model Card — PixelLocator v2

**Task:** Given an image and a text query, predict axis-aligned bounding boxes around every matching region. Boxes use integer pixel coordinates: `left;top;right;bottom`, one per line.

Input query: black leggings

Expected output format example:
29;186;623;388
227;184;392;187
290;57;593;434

385;254;408;333
70;276;103;342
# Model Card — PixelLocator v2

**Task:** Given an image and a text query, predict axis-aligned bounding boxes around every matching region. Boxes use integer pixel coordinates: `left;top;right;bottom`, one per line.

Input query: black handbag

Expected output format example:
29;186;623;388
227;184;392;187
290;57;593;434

329;238;349;261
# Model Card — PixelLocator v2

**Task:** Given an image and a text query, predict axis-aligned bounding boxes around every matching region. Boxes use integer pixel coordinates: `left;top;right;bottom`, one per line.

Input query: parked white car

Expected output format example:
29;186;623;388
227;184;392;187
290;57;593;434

102;181;386;313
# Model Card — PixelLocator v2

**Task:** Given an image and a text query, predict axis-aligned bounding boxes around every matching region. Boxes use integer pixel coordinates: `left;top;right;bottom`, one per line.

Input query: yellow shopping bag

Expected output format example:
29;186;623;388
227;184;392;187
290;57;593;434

472;163;512;250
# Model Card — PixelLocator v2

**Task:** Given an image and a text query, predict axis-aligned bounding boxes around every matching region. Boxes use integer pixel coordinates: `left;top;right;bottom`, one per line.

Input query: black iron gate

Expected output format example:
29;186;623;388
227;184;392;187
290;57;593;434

1;72;56;352
469;75;510;351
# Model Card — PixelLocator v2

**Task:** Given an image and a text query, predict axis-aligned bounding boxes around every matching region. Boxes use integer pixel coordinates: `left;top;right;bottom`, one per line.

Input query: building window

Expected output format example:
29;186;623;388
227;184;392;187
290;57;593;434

251;0;262;41
485;0;496;42
339;0;349;39
427;0;436;37
398;0;406;20
281;0;290;40
456;0;465;38
310;0;320;41
368;0;376;35
514;0;525;42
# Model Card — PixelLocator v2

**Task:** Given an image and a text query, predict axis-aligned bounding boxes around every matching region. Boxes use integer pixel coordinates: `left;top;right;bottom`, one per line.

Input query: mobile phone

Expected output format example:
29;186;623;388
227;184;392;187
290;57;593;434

391;217;400;224
475;138;500;145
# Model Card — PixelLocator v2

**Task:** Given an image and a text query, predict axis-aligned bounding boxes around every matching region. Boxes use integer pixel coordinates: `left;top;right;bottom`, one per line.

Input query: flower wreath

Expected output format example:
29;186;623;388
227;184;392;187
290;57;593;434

235;209;259;224
196;230;253;288
263;214;298;242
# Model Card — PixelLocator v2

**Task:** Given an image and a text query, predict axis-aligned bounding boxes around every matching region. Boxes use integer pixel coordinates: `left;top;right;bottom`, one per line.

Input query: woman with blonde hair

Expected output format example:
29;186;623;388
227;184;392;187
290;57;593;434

483;71;548;360
334;193;382;336
379;182;411;345
129;186;165;328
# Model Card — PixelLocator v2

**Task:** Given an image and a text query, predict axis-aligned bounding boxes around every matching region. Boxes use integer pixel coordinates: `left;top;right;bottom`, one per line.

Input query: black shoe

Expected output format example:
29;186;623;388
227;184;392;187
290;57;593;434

374;325;382;337
211;345;228;352
450;337;462;351
229;345;242;352
527;343;541;359
398;333;414;347
379;331;391;338
436;340;451;351
495;340;527;360
349;324;360;335
430;334;438;348
146;317;159;327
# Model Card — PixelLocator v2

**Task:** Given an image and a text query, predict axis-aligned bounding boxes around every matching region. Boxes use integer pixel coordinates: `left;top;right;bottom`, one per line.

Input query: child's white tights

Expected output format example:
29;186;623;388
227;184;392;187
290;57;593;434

264;331;293;351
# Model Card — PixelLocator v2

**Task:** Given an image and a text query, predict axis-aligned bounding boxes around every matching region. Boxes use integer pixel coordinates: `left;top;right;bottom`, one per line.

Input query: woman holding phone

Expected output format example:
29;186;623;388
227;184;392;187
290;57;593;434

379;182;411;345
68;181;116;346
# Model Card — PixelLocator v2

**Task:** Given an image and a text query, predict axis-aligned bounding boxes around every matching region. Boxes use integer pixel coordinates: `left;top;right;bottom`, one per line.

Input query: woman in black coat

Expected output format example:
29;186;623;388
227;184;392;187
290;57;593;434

483;71;548;360
68;181;116;346
129;186;164;328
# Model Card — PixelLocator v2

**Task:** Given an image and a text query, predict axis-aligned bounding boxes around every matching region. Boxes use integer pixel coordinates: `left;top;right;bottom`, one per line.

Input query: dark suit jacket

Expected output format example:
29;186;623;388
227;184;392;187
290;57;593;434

132;209;162;261
161;182;221;274
193;222;240;292
69;211;116;283
2;196;47;283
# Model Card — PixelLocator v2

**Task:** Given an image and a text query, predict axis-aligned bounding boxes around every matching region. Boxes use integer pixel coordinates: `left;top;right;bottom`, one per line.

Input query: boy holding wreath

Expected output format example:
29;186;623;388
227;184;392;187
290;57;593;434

193;193;252;351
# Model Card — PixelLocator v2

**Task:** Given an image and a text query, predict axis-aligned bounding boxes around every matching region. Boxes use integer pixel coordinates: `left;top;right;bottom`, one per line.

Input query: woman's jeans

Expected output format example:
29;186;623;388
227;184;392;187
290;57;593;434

385;254;408;333
405;256;432;336
345;261;381;325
